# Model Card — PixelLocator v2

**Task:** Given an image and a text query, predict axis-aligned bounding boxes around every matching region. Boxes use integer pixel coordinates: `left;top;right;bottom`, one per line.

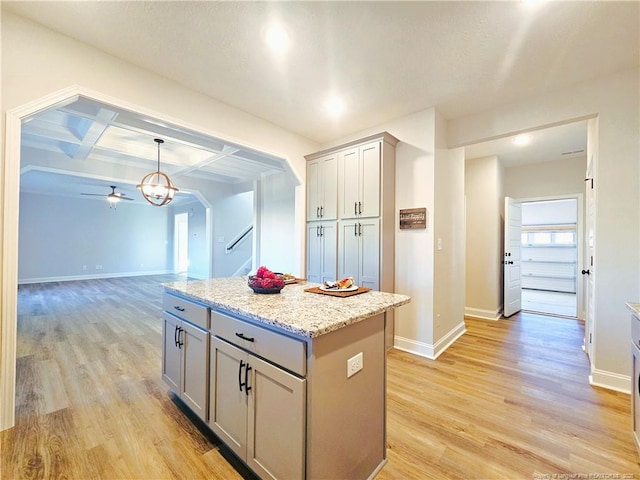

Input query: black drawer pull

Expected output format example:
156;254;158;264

245;364;252;396
239;360;246;392
173;305;185;312
235;332;255;342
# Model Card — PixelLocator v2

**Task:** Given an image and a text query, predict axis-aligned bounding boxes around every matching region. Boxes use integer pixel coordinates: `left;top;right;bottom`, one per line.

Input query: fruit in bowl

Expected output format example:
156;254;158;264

248;266;285;294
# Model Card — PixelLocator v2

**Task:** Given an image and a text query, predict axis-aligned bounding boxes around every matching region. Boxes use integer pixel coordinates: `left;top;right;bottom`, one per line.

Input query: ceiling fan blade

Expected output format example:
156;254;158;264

81;193;106;197
118;196;135;201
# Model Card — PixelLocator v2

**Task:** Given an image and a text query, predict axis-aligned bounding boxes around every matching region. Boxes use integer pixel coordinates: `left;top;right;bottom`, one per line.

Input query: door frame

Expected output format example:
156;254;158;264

514;193;585;320
2;85;225;430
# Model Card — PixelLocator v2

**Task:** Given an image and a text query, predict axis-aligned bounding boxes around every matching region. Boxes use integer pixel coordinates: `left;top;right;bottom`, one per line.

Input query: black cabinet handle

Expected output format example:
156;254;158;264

177;327;184;349
581;269;590;275
319;226;324;237
354;202;358;215
235;332;255;342
239;359;245;392
173;305;185;312
358;223;362;236
245;363;252;396
174;324;179;347
358;202;362;215
320;206;324;217
354;224;358;237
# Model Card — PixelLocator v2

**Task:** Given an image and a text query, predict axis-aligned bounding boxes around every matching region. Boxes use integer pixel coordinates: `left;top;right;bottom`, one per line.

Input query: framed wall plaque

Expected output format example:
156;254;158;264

399;208;427;229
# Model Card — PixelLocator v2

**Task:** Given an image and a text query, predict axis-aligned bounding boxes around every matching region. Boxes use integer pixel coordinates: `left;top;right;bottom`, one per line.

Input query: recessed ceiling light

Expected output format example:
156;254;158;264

513;134;531;146
324;96;346;117
265;24;290;54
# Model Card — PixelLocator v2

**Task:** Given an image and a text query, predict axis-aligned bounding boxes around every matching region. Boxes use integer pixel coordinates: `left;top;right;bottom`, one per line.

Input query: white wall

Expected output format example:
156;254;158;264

505;156;587;199
433;109;466;347
258;171;297;275
18;192;171;283
212;191;253;277
449;68;640;391
522;199;577;226
465;155;504;319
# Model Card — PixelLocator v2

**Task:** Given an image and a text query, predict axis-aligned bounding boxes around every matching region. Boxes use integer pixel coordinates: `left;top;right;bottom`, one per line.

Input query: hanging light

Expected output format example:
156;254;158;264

137;138;178;206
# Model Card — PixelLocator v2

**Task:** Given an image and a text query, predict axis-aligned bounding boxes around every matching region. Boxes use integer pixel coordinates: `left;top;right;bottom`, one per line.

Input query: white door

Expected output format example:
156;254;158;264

503;198;522;317
584;159;595;357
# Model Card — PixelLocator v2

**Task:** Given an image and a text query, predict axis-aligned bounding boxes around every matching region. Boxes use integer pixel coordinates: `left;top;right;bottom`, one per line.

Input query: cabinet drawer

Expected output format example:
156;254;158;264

163;292;210;330
211;310;306;377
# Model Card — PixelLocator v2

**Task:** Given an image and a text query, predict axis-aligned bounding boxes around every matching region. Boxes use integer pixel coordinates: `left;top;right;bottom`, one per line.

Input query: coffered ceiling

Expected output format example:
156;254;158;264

19;96;287;204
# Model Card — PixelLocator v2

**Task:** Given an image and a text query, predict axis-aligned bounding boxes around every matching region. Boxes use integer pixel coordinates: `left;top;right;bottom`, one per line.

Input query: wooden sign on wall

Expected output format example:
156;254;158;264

399;208;427;229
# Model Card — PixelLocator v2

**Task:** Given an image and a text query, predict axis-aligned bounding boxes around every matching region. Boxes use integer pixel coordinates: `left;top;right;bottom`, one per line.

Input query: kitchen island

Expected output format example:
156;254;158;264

162;276;410;480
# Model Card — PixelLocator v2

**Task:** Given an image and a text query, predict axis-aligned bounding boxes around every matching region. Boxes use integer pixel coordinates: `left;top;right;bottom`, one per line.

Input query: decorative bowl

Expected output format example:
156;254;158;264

248;275;284;294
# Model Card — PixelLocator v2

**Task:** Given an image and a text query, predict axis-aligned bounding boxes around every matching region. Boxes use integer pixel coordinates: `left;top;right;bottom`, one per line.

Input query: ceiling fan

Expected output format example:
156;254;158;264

81;185;134;204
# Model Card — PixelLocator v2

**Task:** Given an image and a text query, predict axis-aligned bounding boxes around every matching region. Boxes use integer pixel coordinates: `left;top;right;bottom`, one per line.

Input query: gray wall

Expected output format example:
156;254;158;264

18;192;171;283
212;191;253;277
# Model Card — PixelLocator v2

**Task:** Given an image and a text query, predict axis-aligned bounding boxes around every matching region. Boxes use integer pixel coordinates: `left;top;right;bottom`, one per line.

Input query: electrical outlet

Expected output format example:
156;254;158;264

347;352;363;378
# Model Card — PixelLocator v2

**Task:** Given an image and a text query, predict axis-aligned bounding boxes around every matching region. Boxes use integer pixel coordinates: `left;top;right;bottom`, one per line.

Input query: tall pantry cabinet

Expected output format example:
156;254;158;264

305;132;398;296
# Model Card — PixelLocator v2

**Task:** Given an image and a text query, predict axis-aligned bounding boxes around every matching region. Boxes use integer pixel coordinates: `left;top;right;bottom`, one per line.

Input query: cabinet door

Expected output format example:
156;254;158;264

359;142;380;218
247;355;306;480
209;337;248;460
308;155;338;221
339;147;361;219
307;221;337;284
181;321;209;421
359;218;380;290
162;313;181;392
338;220;361;284
320;222;337;284
306;158;322;220
321;154;338;220
306;223;322;284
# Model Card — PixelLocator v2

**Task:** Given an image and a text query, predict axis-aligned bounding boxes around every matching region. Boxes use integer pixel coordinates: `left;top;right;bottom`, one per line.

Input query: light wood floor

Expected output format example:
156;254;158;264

1;276;638;479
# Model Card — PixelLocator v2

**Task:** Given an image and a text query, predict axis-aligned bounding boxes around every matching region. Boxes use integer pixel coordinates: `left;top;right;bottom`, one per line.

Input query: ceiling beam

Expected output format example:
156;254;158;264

71;108;119;161
172;146;240;177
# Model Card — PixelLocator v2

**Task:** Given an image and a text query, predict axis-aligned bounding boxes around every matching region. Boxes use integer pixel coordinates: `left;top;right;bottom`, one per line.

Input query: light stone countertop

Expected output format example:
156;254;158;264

163;276;411;338
626;303;640;316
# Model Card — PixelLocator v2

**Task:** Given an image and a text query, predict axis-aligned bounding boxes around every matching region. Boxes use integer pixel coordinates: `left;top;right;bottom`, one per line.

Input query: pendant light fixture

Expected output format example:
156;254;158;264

137;138;178;206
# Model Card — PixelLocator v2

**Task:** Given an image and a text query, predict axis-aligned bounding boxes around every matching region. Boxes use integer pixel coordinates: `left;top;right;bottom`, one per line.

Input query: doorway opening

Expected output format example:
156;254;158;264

520;198;579;318
174;212;189;274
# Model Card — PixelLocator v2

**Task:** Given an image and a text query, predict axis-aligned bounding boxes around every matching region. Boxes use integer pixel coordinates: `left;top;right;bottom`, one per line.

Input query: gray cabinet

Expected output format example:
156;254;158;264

162;293;210;421
306;132;396;294
209;311;306;480
306;221;337;285
307;153;338;221
338;142;381;219
338;218;380;290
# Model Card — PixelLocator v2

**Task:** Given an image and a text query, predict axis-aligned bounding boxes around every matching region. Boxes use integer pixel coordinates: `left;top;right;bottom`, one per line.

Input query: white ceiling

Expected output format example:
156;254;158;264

4;1;638;201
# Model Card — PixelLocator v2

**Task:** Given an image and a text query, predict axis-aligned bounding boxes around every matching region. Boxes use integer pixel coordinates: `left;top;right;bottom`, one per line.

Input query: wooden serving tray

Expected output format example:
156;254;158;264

304;286;371;297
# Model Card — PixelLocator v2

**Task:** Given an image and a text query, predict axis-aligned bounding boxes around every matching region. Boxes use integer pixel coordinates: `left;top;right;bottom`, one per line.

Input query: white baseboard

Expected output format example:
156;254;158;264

18;270;173;285
394;321;466;360
589;368;631;394
464;306;503;321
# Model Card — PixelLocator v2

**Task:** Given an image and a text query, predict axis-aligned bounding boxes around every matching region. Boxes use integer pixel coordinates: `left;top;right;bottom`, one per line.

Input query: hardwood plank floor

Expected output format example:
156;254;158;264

1;276;638;479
